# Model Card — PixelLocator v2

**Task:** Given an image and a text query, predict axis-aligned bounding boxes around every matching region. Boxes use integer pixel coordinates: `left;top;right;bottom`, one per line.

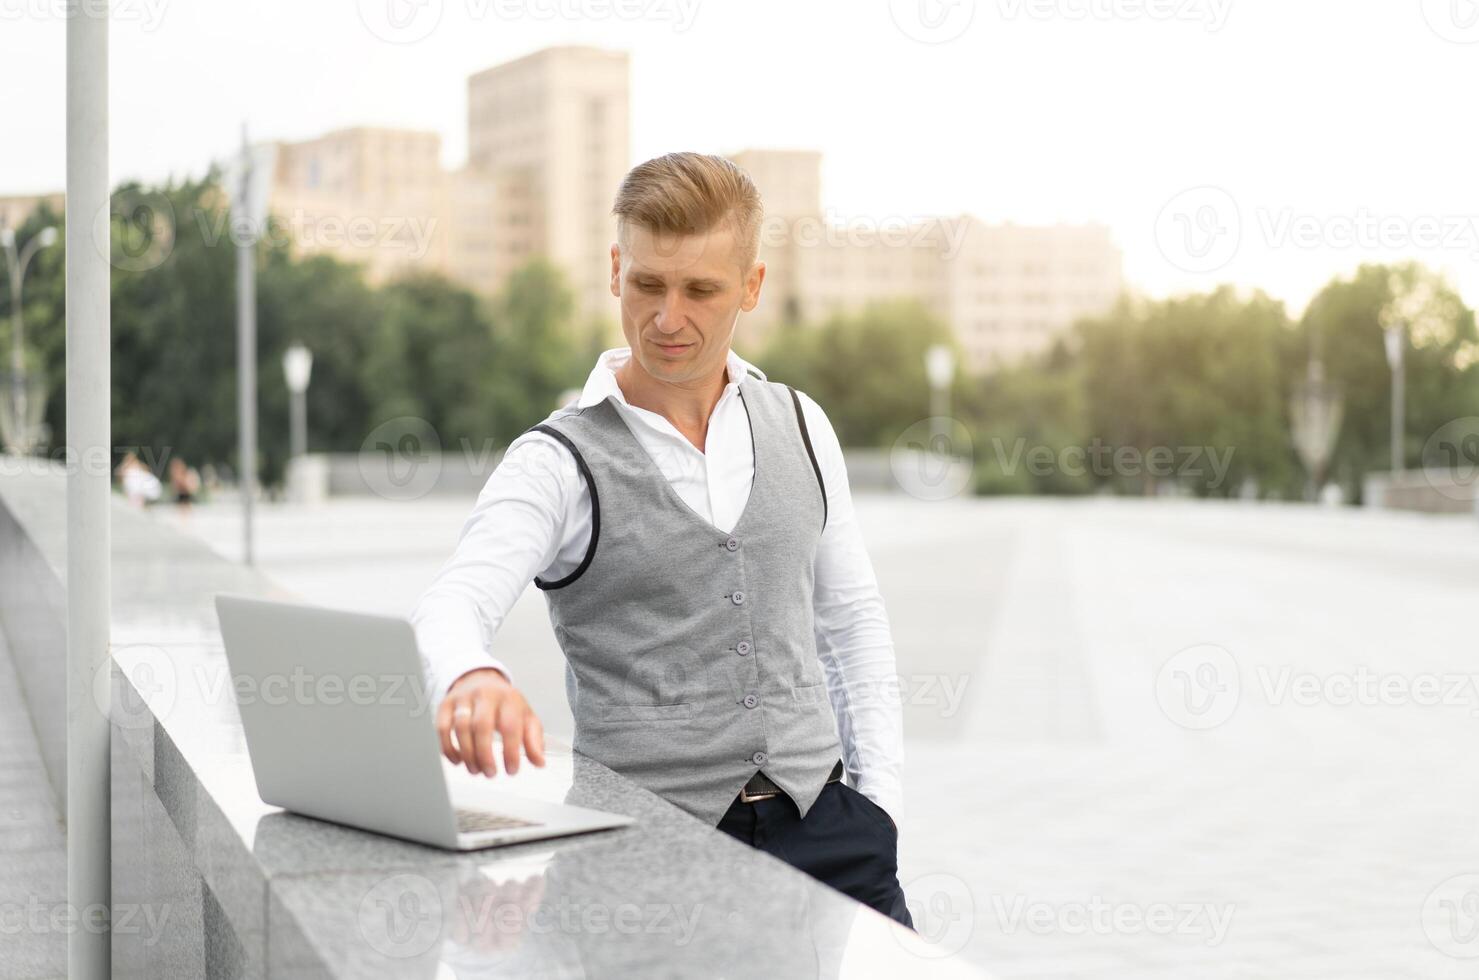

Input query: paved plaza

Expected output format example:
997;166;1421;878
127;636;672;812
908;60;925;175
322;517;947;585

54;494;1479;976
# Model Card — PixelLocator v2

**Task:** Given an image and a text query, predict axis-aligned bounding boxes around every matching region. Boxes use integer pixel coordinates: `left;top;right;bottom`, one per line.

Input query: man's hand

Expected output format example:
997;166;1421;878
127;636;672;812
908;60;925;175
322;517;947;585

436;668;547;777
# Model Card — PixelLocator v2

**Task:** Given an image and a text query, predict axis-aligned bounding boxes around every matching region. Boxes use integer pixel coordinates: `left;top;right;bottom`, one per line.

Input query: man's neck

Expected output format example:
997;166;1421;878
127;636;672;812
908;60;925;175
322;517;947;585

614;353;730;453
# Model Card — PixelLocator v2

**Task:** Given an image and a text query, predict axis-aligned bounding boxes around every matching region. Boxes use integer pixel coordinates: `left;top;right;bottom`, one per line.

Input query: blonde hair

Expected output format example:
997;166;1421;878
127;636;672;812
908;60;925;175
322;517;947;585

612;152;764;270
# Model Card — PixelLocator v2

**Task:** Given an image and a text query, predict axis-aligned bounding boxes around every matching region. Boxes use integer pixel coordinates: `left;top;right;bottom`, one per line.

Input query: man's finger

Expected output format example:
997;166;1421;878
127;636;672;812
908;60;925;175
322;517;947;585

437;698;460;764
496;700;524;776
471;695;500;777
524;711;547;767
453;700;478;776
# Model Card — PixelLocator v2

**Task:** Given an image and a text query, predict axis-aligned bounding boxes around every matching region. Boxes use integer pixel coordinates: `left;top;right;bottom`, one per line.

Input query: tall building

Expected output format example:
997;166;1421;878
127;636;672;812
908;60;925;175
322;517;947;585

0;194;64;233
266;47;630;330
270;127;453;283
465;46;630;323
258;50;1118;373
730;149;1122;372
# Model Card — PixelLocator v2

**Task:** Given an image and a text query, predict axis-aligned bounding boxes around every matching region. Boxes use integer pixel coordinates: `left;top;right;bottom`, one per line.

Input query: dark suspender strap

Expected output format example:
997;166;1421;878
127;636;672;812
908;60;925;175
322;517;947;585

785;384;827;532
529;423;600;590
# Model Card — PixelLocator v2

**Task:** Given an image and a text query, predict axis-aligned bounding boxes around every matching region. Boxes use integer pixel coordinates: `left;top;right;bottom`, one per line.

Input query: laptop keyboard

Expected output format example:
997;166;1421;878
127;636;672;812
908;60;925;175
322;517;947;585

455;807;542;835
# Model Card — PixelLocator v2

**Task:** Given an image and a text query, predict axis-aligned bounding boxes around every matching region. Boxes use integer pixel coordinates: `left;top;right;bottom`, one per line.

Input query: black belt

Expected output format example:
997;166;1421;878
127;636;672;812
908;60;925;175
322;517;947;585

739;759;844;803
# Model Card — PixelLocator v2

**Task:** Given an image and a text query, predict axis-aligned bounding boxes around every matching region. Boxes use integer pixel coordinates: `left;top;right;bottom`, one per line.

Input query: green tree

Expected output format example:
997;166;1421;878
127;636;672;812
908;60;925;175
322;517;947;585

1299;262;1479;500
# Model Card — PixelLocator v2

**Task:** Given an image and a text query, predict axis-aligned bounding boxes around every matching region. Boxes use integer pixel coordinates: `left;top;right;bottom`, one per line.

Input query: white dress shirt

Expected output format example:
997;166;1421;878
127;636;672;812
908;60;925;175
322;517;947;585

411;346;905;826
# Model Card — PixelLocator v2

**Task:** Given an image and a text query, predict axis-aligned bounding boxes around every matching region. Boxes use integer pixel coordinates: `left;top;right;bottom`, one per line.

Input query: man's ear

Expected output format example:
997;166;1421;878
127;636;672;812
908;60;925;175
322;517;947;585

739;259;766;313
609;242;622;297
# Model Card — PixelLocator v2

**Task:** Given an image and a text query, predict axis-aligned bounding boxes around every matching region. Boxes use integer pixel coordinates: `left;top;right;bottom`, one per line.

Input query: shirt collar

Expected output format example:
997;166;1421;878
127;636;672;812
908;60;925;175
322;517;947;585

575;346;766;410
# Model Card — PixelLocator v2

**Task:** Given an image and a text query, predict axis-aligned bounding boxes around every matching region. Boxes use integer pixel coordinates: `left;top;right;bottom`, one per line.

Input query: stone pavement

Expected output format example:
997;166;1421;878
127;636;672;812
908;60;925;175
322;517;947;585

0;627;68;979
179;494;1479;978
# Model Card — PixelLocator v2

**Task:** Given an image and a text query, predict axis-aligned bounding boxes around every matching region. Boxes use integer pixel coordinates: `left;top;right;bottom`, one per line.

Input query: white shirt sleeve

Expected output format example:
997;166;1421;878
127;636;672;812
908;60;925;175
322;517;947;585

409;430;583;709
796;390;906;830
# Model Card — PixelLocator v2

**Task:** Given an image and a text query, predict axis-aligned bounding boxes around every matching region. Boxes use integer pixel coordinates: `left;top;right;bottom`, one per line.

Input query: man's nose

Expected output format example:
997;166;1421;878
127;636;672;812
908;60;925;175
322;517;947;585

655;290;689;332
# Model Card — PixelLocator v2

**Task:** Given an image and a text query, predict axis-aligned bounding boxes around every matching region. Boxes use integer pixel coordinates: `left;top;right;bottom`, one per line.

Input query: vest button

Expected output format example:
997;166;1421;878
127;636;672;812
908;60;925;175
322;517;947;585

731;591;745;605
725;537;739;552
742;694;758;708
736;640;751;656
751;751;768;765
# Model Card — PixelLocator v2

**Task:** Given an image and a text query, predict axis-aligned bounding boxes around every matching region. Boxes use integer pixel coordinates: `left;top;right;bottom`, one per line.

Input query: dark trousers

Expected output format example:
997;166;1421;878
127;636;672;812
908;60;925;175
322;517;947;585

716;779;914;930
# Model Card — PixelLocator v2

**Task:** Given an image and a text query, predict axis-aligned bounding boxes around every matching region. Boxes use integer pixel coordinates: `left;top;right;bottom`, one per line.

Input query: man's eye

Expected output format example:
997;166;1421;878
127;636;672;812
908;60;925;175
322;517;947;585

689;288;715;298
637;281;663;292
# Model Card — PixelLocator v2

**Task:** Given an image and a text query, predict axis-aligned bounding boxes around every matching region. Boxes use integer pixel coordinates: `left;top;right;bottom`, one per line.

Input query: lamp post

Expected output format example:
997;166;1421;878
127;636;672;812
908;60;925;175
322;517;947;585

1;224;59;453
1290;355;1344;502
282;343;313;460
924;343;956;446
1383;322;1405;476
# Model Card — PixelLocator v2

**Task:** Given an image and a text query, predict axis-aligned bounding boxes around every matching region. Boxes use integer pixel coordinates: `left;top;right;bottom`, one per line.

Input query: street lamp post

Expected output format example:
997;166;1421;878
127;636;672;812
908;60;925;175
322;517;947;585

282;343;313;460
1;224;59;453
924;343;956;446
1383;323;1405;476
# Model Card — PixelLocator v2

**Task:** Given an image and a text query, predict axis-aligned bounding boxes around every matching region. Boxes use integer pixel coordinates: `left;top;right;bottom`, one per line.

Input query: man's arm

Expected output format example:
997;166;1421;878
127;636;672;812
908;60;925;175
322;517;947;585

796;390;906;832
410;431;586;777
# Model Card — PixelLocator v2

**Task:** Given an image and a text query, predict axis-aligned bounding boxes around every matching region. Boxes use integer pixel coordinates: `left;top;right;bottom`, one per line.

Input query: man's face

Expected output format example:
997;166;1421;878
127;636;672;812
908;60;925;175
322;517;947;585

609;219;765;387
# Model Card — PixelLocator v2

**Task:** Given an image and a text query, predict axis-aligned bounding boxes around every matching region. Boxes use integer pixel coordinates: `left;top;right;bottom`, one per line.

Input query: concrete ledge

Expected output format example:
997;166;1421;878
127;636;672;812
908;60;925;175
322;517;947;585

0;466;959;978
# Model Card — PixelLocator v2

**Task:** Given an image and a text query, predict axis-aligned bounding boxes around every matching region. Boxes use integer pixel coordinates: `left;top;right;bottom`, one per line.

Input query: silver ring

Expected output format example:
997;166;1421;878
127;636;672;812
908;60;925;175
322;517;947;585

453;706;472;720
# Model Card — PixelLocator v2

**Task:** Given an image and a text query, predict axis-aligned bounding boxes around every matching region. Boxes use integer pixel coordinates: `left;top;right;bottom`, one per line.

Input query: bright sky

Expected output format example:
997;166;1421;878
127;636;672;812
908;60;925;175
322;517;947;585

3;0;1476;316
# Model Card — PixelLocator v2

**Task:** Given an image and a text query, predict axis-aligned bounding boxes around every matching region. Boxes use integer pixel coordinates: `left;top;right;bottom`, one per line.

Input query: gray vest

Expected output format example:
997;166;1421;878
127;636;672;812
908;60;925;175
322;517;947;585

527;375;843;826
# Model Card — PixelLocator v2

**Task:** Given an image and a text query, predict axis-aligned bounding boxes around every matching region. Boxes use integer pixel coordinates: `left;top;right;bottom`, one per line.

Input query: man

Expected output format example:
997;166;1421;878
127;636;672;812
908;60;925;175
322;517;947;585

412;152;911;929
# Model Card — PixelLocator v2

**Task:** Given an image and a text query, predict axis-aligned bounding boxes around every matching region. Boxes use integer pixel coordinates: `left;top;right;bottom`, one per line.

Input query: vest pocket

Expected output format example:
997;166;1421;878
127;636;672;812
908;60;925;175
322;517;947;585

790;682;829;706
594;701;701;723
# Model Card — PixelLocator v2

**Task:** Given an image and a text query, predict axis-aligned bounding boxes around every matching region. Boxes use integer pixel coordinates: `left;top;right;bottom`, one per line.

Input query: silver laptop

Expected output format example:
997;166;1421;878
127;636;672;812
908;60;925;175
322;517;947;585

214;593;634;850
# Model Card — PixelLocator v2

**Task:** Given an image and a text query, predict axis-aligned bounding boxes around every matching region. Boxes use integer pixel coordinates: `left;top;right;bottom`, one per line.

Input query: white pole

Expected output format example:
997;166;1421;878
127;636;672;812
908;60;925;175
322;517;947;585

66;3;111;977
236;129;256;565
